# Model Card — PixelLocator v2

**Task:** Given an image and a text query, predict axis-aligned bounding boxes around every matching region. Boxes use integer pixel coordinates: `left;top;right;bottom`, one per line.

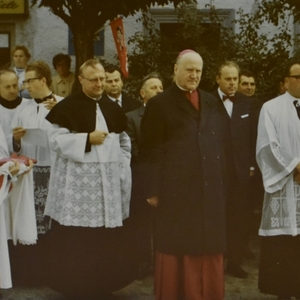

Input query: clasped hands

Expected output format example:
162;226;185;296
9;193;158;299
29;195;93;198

9;159;34;176
89;130;108;145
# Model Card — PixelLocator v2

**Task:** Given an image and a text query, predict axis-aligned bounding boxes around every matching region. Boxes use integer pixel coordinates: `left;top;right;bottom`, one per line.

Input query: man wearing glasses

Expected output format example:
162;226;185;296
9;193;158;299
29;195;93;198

257;60;300;300
44;59;135;299
9;60;63;287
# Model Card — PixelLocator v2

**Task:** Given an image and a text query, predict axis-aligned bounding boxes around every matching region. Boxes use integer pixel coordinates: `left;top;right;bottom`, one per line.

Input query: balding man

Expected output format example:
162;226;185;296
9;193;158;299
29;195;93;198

0;69;29;151
212;61;257;279
140;50;229;300
44;59;136;299
126;72;163;161
126;73;163;278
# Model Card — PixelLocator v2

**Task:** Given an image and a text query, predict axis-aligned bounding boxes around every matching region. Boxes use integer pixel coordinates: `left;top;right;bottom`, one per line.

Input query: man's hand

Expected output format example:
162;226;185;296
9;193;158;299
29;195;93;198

147;196;159;208
23;159;34;174
12;126;26;142
43;99;57;110
9;160;20;176
296;162;300;174
295;169;300;184
89;130;108;145
294;163;300;184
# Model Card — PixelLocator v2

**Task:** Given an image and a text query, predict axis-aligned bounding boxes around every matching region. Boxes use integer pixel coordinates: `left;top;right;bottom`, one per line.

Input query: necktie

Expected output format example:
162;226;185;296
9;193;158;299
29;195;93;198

222;95;235;102
34;93;53;104
293;100;300;119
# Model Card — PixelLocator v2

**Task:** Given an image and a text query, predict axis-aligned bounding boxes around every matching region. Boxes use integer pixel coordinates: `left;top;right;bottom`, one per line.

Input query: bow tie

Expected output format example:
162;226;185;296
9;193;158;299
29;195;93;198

34;94;53;104
293;100;300;119
222;95;235;102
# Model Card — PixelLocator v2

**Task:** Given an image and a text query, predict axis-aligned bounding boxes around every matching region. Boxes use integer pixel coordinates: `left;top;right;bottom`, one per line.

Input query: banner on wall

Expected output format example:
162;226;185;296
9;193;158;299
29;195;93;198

110;17;129;78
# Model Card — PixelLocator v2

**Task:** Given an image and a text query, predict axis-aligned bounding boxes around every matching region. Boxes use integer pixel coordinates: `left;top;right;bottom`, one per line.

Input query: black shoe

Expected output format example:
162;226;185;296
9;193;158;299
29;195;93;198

243;247;255;260
227;263;248;279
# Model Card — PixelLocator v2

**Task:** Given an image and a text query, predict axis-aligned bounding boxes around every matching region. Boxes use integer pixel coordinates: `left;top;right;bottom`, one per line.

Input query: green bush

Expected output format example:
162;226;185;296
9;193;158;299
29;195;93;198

125;1;296;100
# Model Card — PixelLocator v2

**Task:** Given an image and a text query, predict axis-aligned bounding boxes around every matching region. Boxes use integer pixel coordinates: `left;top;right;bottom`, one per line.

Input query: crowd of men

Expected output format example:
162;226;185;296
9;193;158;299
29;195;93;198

0;45;300;300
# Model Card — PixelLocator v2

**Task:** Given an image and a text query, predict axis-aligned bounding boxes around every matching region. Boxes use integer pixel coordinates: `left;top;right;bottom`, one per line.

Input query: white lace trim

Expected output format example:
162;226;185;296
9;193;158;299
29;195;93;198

45;155;131;228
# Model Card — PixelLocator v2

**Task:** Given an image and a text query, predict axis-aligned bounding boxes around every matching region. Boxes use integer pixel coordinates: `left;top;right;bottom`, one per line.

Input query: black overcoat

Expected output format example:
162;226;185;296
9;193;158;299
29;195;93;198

139;83;230;255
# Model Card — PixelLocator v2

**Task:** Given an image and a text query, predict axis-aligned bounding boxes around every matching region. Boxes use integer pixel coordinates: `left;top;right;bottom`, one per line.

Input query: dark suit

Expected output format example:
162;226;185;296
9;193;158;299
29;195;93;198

105;92;141;114
126;105;145;160
126;105;152;268
140;83;229;255
211;90;257;266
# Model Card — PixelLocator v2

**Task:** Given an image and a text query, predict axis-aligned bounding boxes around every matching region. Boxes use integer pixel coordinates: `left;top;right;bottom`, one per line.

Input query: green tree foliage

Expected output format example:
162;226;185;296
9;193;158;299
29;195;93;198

126;1;297;99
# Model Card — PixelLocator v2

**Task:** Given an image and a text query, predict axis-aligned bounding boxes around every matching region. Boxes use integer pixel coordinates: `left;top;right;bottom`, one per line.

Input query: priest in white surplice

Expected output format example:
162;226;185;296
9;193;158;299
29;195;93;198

0;69;30;152
0;124;35;290
257;60;300;299
10;60;63;287
44;59;136;299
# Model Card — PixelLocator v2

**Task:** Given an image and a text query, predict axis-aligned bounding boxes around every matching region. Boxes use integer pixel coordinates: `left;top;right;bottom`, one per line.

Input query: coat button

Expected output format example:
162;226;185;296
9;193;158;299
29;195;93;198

204;181;208;185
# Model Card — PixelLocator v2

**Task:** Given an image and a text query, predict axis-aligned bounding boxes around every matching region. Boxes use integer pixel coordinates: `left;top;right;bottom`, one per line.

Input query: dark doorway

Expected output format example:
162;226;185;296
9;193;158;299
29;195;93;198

0;32;11;68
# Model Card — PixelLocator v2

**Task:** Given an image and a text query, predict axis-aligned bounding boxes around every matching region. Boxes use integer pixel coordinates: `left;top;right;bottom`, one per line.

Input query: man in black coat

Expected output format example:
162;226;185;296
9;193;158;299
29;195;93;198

126;73;163;161
104;65;140;113
211;61;257;279
139;50;229;300
126;72;163;278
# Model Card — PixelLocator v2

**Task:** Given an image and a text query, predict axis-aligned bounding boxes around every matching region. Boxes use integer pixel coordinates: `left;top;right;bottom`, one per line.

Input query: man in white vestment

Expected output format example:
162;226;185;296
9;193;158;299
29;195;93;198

257;60;300;299
0;69;30;152
0;69;31;258
0;124;35;291
44;59;135;300
10;60;63;287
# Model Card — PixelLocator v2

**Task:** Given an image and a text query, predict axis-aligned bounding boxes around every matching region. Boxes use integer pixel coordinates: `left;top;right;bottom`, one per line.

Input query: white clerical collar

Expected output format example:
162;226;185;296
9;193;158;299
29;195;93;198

81;90;102;101
176;83;192;93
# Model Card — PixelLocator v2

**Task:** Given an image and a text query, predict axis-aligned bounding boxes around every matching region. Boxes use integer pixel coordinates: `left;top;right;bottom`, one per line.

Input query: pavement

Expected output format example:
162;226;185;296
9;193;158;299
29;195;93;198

0;213;280;300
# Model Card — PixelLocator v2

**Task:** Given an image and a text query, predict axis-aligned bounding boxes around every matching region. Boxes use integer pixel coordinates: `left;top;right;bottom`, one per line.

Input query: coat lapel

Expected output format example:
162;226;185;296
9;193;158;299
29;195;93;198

199;90;211;130
170;84;199;119
139;105;145;117
231;94;245;120
214;91;231;120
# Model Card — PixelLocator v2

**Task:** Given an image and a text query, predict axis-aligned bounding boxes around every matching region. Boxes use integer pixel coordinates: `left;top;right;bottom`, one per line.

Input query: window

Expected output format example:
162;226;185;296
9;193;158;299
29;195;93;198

0;24;15;68
148;8;234;52
149;8;235;30
0;33;10;68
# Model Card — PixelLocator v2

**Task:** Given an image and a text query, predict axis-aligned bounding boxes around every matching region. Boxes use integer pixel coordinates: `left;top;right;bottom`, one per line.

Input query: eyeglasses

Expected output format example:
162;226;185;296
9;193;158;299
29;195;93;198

22;77;40;85
288;75;300;80
80;76;106;84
